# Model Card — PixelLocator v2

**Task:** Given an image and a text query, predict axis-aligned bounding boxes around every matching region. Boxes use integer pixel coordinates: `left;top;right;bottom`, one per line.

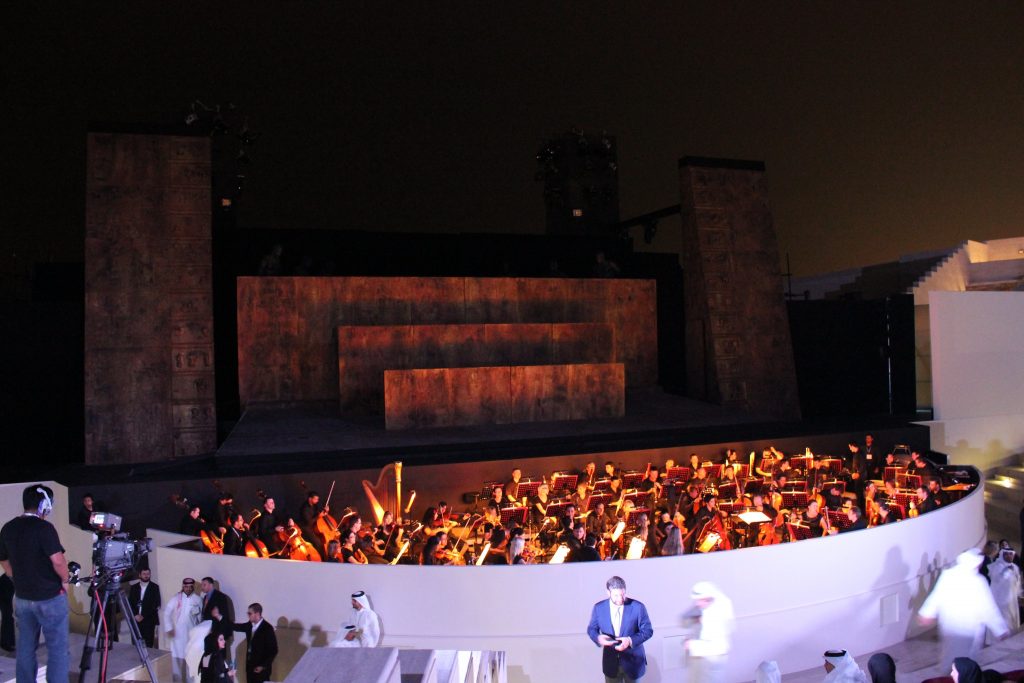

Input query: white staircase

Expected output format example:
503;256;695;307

984;458;1024;545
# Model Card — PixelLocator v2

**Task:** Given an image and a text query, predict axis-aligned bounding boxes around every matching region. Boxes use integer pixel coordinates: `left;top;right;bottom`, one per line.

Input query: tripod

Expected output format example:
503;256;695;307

81;576;159;683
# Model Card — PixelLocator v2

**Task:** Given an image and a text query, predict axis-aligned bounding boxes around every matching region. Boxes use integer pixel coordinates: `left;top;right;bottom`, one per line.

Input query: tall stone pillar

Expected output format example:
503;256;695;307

85;133;217;463
678;157;800;419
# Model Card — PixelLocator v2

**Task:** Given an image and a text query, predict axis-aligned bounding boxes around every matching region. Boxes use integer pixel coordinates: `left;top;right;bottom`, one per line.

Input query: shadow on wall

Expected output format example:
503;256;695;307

905;550;948;640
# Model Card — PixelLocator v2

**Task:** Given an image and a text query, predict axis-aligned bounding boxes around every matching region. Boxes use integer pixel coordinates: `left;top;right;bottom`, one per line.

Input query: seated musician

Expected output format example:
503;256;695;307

839;505;867;533
884;451;900;469
324;539;342;562
558;504;579;541
876;500;900;524
506;468;522;502
572;532;602;562
693;467;709;485
607;476;623;497
639;467;662;506
781;510;804;542
489;485;506;509
688;453;701;471
914;485;937;515
773;459;793;478
617;499;636;523
580;461;598;488
661;459;676;480
340;529;368;565
563;518;585;555
531;483;551;527
801;500;829;534
569;482;590;511
509;536;530;564
823;482;845;510
907;452;936;479
420;532;450;565
679;483;702;516
604;461;617;479
745;492;778;545
483;501;501;528
256;496;289;555
215;492;236;534
298;490;328;557
586;501;609;538
222;513;249;557
687;493;717;537
755;448;776;477
482;527;508;565
180;504;207;537
880;479;898;503
720;465;737;485
926;477;946;507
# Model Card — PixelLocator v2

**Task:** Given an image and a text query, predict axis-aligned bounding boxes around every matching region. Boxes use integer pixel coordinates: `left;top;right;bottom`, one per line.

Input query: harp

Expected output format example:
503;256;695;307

362;461;403;525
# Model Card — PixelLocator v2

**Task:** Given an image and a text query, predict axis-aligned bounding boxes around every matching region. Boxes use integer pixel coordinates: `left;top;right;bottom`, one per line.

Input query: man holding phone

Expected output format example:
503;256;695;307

586;576;653;682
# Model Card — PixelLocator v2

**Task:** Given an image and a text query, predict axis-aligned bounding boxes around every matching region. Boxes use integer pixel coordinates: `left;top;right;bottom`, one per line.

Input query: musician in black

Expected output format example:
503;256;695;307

222;514;249;557
908;452;937;479
927;478;946;508
839;506;868;533
298;491;328;558
506;468;523;502
586;502;609;538
915;485;938;515
531;483;551;527
256;497;288;555
686;494;718;551
569;482;590;512
214;492;235;534
801;500;829;534
374;510;401;560
742;492;778;547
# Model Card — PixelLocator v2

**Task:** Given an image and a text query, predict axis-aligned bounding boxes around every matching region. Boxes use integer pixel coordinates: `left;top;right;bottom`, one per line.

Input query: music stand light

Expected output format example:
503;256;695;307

625;537;645;560
549;544;570;564
475;542;491;565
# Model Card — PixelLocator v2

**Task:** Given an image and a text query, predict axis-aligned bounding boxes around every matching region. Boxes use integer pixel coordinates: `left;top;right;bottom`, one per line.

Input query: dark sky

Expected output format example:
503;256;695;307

5;2;1024;289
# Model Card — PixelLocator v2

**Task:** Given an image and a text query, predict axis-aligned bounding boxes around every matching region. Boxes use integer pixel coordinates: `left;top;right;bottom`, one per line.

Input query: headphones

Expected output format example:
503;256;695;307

36;487;53;516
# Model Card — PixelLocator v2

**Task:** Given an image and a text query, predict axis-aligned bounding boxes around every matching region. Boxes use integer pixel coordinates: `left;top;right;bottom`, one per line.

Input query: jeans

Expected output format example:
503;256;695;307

14;593;69;683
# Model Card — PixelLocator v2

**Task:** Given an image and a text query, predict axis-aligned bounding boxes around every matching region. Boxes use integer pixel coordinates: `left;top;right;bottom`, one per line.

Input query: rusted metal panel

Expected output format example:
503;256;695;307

338;323;613;414
85;133;215;464
385;363;624;429
238;277;655;407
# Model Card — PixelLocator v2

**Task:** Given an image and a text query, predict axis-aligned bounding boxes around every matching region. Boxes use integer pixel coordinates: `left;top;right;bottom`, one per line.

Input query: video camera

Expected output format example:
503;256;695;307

68;512;154;587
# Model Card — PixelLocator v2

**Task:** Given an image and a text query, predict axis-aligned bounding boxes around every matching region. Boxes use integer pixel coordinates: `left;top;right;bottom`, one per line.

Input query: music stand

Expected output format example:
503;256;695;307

480;481;503;498
733;463;750;478
666;466;691;482
820;458;842;475
898;473;922;489
623;490;647;506
704;464;723;479
585;493;612;512
516;481;541;499
718;482;738;500
621;471;645;488
545;500;570;520
823;480;846;495
499;506;528;527
593;478;612;491
734;510;771;525
894;492;915;511
625;507;650;525
743;479;766;495
718;499;744;514
790;456;812;472
787;479;808;492
551;473;578;494
781;491;809;508
826;510;852;530
884;466;906;483
790;524;815;541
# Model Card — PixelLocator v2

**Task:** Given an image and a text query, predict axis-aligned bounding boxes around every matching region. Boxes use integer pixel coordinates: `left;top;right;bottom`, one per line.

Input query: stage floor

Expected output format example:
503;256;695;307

217;387;767;463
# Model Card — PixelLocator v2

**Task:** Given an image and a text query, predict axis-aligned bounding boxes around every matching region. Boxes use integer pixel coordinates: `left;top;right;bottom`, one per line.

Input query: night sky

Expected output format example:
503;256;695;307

5;3;1024;290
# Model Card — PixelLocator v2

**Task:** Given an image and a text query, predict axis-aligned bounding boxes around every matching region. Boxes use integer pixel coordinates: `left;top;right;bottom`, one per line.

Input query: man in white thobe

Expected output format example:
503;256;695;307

684;581;734;683
989;547;1022;631
918;548;1009;669
330;591;382;648
822;649;866;683
162;577;203;681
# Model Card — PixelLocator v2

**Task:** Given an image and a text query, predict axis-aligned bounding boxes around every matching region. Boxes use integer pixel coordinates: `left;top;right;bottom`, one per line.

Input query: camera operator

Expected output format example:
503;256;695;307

0;484;70;683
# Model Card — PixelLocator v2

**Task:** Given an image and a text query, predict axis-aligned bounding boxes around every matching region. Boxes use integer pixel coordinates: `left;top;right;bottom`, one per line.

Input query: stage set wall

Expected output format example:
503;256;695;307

922;291;1024;473
147;485;984;683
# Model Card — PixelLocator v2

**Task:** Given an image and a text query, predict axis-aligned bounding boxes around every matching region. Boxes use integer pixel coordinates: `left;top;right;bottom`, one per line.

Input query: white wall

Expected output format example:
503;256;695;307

150;487;984;683
924;291;1024;472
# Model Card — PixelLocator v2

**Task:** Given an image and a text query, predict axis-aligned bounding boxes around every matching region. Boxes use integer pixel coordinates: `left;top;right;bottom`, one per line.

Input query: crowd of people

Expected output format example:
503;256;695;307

142;436;975;569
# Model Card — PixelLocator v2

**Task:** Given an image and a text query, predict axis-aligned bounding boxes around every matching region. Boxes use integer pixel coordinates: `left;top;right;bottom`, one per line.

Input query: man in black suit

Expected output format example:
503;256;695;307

232;602;278;683
127;568;161;648
200;576;233;643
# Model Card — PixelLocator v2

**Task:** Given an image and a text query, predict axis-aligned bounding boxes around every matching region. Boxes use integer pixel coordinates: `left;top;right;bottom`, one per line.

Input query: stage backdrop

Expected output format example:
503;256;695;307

236;276;656;408
148;481;984;683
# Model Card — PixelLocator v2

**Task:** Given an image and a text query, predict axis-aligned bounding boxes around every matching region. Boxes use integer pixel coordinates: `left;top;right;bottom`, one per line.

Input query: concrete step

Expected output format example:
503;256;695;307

995;465;1024;480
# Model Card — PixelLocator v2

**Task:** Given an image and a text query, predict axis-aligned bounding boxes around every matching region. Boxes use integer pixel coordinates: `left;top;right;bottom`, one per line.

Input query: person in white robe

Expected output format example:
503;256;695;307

822;649;866;683
184;619;212;683
989;547;1022;631
684;581;735;683
329;591;382;648
918;548;1009;669
162;577;203;681
755;660;782;683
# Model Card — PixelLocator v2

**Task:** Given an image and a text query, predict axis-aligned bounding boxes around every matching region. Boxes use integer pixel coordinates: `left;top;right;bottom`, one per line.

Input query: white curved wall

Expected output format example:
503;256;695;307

148;483;985;683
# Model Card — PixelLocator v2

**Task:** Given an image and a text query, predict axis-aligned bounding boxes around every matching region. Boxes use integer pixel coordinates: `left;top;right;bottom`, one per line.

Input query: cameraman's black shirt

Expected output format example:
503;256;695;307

0;515;65;600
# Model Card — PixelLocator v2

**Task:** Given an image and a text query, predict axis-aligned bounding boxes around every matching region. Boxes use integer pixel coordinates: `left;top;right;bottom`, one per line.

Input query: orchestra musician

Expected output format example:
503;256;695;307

298;490;329;557
215;492;235;534
639;467;662;506
340;529;368;565
875;501;899;525
222;513;249;557
256;496;289;556
488;485;506;509
580;461;598;488
483;501;501;528
801;500;829;535
373;511;401;560
687;493;718;551
324;540;342;562
531;483;552;527
586;501;609;538
506;468;522;501
746;492;778;546
569;482;590;511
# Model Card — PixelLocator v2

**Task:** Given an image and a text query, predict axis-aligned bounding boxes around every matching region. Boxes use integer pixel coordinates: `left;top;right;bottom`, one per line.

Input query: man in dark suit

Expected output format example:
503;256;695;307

232;602;278;683
587;576;654;682
127;567;161;648
200;576;230;622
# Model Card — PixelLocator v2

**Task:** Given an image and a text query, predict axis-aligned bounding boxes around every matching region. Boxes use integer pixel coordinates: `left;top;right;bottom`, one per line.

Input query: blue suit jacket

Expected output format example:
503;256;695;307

587;597;653;680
